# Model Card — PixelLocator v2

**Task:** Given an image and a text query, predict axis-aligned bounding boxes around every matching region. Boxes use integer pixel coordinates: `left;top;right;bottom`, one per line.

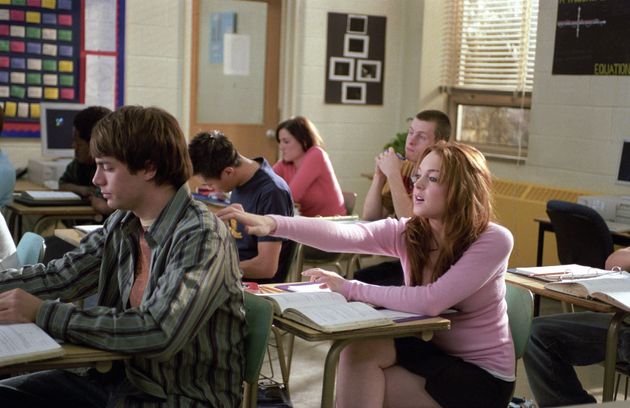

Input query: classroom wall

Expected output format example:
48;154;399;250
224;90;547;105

474;0;630;196
281;0;443;212
9;0;626;206
1;0;186;169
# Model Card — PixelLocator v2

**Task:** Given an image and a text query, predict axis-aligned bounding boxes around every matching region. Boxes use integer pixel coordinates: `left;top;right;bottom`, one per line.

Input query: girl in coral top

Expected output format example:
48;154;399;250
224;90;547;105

273;116;346;217
221;141;515;408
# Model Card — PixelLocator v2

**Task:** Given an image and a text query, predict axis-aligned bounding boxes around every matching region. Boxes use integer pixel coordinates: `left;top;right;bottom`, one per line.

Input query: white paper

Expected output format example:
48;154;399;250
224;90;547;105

223;34;250;76
0;323;61;359
85;0;117;52
0;252;18;270
285;283;331;293
75;225;103;234
85;54;116;109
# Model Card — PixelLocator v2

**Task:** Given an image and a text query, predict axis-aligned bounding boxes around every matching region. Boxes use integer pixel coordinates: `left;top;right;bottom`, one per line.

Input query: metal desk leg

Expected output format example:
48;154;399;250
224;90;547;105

321;339;352;408
603;312;626;401
536;222;545;267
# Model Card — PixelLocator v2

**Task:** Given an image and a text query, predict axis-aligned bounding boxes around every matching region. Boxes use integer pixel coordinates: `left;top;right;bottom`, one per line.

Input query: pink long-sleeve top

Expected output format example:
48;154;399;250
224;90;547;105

269;215;516;381
273;146;346;217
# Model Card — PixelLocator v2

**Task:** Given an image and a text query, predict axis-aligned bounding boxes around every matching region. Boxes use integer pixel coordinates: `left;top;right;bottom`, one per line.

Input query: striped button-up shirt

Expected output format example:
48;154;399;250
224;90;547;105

0;185;245;407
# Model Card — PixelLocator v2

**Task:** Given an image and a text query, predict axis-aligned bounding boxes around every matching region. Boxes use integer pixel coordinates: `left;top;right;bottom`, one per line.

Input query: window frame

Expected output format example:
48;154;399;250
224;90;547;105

446;87;531;159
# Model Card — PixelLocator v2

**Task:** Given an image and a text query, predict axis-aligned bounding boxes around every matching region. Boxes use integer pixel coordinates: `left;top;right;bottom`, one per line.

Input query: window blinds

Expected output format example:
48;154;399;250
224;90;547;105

444;0;539;92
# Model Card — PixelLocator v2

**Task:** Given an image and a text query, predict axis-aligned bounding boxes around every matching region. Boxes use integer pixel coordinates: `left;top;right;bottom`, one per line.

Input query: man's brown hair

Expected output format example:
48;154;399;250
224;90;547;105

90;105;192;188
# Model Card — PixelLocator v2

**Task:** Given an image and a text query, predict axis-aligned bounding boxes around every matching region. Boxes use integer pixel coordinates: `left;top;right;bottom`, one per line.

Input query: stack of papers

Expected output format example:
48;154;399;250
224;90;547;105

512;264;621;282
22;191;82;201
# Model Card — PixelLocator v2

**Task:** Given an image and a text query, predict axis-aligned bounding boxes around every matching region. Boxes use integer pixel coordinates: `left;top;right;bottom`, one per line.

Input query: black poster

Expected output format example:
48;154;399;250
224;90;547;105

325;13;386;105
553;0;630;76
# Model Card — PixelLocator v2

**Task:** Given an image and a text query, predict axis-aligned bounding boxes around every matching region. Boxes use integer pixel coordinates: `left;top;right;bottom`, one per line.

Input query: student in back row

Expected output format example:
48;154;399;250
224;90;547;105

0;106;245;406
273;116;346;217
58;105;113;217
355;109;451;286
188;131;294;283
524;246;630;406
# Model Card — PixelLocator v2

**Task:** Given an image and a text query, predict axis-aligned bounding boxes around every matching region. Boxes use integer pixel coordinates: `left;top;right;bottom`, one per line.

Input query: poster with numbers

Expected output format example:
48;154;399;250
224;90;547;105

0;0;125;138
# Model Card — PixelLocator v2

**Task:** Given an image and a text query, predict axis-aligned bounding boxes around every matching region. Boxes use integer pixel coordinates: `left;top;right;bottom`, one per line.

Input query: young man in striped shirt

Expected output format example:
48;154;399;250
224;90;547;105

0;106;245;407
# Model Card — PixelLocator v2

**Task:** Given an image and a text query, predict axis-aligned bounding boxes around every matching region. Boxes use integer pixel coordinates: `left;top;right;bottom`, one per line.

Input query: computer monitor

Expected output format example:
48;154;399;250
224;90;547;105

616;139;630;185
40;102;86;159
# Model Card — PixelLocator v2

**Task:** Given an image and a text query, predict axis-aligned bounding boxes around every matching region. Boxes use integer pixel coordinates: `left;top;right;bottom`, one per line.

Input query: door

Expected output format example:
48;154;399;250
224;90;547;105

190;0;281;162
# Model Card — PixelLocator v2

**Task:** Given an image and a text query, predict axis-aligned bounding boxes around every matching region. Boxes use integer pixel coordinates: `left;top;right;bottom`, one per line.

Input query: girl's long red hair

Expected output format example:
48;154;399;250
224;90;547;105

404;141;493;285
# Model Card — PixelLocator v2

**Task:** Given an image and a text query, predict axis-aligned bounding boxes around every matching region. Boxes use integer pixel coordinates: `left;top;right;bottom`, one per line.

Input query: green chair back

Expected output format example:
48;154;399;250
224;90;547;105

505;284;534;359
16;232;46;266
243;291;273;407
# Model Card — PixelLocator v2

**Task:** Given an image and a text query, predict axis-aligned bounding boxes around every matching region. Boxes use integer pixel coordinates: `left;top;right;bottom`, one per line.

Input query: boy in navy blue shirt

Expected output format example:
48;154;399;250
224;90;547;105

188;131;294;283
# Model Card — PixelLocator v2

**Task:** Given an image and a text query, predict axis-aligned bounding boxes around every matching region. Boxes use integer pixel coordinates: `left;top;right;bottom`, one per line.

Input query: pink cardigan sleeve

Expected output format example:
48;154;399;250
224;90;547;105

284;147;328;203
270;215;407;258
341;224;513;316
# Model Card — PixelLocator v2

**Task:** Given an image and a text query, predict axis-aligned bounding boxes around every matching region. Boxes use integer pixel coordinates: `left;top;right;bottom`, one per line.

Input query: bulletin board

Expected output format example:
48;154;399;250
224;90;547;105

0;0;125;138
325;12;386;105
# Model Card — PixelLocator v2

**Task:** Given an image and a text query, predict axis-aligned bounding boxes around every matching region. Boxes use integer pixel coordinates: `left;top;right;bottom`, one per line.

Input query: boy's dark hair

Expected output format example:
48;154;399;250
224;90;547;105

90;105;192;188
74;106;112;142
188;131;241;179
415;110;452;142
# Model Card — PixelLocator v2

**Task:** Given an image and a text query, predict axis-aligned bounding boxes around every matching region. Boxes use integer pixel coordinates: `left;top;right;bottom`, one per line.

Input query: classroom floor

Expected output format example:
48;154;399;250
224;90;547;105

262;257;629;407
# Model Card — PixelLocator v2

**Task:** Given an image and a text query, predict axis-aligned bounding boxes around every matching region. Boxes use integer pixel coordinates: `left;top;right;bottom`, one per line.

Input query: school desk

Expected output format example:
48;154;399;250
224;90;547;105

0;343;130;376
506;272;626;402
5;201;100;241
54;228;84;247
260;284;450;408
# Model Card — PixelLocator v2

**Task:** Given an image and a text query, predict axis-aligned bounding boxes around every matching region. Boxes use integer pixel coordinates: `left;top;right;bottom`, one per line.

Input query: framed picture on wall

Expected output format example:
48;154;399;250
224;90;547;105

344;34;369;58
325;12;386;105
347;14;367;34
357;60;381;82
341;82;366;104
328;57;355;81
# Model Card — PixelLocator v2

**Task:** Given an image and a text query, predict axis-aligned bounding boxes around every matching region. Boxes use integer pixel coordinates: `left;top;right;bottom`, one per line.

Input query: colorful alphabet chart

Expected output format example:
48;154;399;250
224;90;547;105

0;0;125;138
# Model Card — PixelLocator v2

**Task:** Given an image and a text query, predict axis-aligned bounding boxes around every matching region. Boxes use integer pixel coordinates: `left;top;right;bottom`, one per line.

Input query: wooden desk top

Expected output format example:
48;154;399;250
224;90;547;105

506;272;615;313
0;343;130;375
6;201;98;216
54;228;84;247
273;314;451;342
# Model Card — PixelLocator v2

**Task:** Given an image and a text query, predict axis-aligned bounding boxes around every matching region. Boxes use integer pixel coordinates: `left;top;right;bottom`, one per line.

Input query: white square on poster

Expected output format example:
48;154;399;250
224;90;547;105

17;103;29;118
223;33;250;76
0;10;9;20
341;82;366;104
357;60;381;82
0;86;9;98
329;57;355;81
28;87;42;98
43;74;58;86
85;0;117;51
344;33;369;59
85;54;116;109
10;72;25;84
10;25;25;37
27;59;42;70
42;28;57;41
42;44;58;57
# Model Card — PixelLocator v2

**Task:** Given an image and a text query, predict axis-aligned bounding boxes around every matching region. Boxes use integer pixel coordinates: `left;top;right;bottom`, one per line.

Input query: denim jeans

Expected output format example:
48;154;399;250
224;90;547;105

0;365;152;407
523;312;630;407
